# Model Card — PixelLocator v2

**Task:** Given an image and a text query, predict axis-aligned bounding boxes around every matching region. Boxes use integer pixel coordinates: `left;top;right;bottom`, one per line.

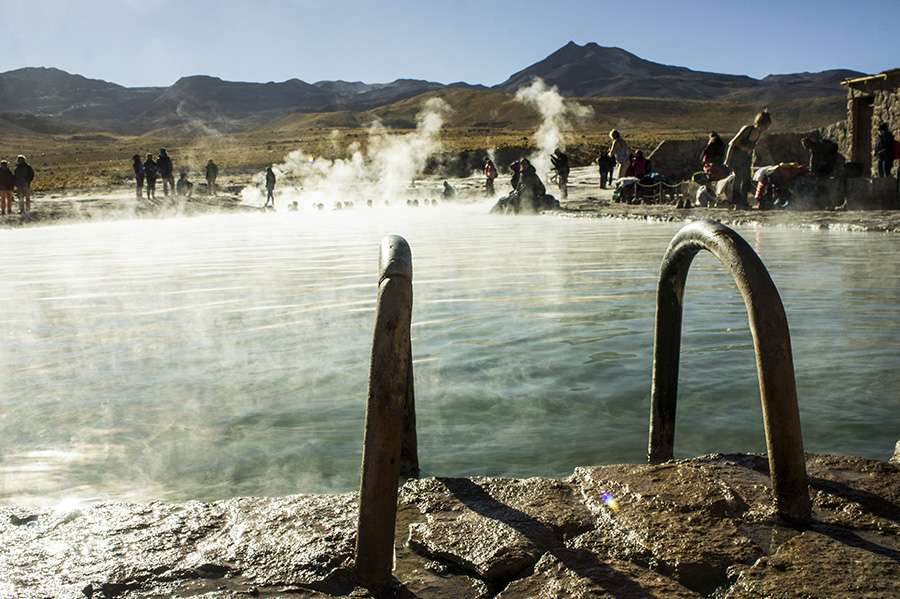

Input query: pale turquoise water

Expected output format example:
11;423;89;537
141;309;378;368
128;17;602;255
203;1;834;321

1;207;899;506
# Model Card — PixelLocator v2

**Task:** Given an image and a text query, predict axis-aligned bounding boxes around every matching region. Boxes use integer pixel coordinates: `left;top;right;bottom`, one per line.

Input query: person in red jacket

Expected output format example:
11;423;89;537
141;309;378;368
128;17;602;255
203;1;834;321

630;150;649;178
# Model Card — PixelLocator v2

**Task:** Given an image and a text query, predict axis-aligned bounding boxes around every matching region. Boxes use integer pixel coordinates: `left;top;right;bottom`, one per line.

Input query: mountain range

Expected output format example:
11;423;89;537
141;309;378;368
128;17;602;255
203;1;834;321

0;41;863;135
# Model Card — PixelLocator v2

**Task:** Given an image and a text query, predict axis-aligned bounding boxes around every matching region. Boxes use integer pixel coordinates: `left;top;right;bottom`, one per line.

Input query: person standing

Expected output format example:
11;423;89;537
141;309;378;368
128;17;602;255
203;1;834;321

0;160;15;215
264;166;276;209
14;155;35;215
874;123;896;177
144;153;158;200
597;153;615;189
483;158;497;195
206;159;219;195
132;154;144;199
550;148;570;199
608;129;631;181
157;148;174;197
725;110;772;209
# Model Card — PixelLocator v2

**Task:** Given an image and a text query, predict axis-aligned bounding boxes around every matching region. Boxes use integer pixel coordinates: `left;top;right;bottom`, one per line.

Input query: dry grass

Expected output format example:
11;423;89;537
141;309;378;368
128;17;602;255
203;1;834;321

0;89;845;191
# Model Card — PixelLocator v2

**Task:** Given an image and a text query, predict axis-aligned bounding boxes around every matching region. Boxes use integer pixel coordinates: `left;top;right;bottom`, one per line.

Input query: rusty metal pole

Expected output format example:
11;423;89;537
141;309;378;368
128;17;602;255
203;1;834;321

355;235;415;588
648;220;811;523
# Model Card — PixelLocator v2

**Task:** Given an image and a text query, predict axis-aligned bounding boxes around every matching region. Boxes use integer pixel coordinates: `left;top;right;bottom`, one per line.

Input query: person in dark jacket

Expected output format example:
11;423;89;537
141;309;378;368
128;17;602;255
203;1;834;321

516;158;547;211
597;153;615;189
264;166;276;209
157;148;174;196
801;135;843;177
509;159;523;190
14;155;35;214
550;148;570;199
132;154;144;199
206;159;219;195
0;160;15;215
144;153;158;200
874;123;896;177
483;158;498;195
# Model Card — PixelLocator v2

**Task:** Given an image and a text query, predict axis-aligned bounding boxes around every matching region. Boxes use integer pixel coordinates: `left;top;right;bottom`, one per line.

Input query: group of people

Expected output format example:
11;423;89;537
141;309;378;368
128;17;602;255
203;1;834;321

131;150;223;201
0;155;35;216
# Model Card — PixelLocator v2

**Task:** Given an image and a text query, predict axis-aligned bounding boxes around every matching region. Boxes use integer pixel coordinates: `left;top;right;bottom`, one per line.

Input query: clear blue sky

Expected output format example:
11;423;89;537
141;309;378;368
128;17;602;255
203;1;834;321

2;0;897;87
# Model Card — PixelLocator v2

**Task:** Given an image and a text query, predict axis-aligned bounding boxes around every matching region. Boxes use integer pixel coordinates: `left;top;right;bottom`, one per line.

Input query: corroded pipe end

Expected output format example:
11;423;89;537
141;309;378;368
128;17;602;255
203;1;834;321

379;235;412;283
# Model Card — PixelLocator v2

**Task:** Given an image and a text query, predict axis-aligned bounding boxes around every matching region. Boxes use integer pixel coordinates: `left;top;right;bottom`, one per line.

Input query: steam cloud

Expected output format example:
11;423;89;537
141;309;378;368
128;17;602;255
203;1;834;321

241;97;453;207
514;78;592;176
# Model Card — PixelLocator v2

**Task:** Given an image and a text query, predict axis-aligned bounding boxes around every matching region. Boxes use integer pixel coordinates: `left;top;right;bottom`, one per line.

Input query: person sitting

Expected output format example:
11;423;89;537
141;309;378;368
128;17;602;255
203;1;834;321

175;171;193;198
801;135;843;177
442;180;456;199
516;158;547;211
630;150;650;179
701;132;729;181
696;180;717;207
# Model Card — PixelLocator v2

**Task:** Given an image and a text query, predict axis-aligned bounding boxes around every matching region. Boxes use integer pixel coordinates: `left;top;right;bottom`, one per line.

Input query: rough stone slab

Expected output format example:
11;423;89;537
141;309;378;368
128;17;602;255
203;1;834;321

569;457;773;594
497;549;702;599
1;454;897;598
725;529;900;598
0;494;358;598
401;476;594;582
803;453;900;535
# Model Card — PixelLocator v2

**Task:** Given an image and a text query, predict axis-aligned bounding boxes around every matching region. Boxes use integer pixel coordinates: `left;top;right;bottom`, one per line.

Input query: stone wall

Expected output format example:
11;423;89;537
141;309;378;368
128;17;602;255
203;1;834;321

647;139;707;181
648;133;815;182
820;119;851;158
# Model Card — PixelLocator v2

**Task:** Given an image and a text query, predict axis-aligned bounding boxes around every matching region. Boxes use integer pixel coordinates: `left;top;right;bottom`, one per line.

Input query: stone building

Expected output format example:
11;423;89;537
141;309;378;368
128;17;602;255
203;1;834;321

840;69;900;175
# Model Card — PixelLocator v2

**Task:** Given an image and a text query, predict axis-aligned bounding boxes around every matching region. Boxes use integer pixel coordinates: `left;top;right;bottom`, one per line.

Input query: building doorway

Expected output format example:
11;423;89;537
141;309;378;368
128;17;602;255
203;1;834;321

850;96;874;174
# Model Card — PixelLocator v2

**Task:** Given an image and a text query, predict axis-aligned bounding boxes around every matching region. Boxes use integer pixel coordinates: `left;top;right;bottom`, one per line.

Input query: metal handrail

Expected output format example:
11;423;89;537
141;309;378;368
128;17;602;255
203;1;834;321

355;235;417;588
648;220;811;523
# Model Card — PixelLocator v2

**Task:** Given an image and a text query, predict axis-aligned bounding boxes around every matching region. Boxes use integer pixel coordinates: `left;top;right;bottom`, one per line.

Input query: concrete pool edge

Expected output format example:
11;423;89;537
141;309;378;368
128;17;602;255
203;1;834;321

552;202;900;234
2;452;897;598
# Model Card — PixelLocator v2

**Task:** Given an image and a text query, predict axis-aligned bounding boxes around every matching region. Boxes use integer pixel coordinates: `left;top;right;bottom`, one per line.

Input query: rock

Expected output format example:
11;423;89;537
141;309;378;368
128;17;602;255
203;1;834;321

0;494;358;598
401;476;593;582
569;456;777;594
1;454;897;598
725;530;900;598
497;549;702;598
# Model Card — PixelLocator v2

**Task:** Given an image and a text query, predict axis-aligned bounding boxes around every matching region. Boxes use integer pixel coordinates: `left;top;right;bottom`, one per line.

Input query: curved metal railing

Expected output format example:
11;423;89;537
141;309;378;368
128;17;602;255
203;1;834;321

648;220;811;523
355;235;417;588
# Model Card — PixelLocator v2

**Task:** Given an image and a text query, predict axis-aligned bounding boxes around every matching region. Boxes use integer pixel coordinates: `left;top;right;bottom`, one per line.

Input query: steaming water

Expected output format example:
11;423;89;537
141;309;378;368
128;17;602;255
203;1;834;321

2;207;899;507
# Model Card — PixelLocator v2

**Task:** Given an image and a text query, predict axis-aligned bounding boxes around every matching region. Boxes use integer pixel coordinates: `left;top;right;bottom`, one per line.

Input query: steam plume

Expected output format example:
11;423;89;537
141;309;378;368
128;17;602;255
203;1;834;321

514;78;592;176
241;97;452;206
